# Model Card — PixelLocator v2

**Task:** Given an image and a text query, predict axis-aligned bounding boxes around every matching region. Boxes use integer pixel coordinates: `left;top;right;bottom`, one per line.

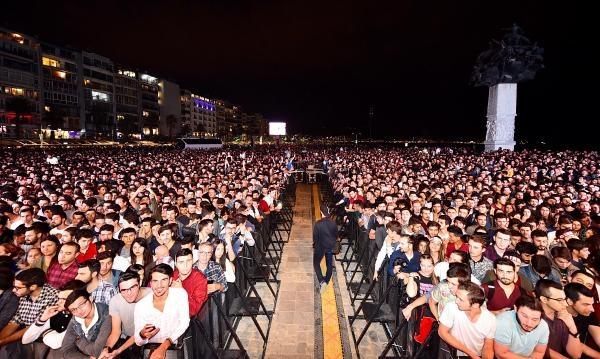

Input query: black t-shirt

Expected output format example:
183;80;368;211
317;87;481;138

574;313;600;344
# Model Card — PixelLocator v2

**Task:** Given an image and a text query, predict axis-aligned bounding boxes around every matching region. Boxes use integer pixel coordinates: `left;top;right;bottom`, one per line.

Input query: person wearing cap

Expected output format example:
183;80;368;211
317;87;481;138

313;204;338;292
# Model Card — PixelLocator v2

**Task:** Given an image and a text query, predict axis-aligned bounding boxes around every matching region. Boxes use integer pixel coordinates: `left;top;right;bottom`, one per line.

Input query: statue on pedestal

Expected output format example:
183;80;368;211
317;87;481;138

471;24;544;151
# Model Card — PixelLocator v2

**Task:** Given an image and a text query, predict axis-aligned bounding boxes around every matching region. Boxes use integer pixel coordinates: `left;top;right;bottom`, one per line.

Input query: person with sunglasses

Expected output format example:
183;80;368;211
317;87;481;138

61;289;112;358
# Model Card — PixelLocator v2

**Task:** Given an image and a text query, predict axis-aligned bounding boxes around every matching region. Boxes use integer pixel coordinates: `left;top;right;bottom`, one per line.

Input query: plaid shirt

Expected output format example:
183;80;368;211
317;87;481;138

47;261;79;289
90;280;117;305
12;284;59;326
197;261;228;292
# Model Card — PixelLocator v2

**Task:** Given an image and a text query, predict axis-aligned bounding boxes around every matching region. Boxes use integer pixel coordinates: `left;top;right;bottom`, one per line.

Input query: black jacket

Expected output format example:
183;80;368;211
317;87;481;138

313;217;338;251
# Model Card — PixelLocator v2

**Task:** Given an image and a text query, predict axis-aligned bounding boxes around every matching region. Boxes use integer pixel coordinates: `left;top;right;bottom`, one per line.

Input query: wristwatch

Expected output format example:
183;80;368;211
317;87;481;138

569;331;580;339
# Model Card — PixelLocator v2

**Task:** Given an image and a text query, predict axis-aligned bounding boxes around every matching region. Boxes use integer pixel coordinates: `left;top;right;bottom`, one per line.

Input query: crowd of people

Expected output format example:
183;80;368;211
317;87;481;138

330;147;600;358
0;144;599;359
0;146;290;358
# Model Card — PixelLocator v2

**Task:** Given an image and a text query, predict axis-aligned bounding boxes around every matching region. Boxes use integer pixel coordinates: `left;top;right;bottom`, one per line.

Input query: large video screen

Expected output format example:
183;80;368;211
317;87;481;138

269;122;286;136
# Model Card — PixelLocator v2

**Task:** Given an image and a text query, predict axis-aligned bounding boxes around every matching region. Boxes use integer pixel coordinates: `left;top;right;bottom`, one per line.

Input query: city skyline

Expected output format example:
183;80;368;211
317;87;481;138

1;0;596;143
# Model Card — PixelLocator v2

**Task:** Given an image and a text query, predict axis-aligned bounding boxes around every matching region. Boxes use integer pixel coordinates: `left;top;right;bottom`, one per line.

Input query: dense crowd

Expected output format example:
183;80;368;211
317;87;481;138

0;146;290;358
329;147;600;359
0;145;599;359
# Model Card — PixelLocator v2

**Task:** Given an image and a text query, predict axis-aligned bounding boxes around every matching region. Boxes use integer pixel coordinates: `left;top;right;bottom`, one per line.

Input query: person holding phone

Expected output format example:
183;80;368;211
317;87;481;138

134;264;189;359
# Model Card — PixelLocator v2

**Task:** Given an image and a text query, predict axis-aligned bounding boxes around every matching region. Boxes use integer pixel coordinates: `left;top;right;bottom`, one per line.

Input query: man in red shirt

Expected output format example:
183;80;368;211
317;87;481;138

47;242;80;289
482;258;524;314
75;228;97;263
445;226;468;259
172;248;208;317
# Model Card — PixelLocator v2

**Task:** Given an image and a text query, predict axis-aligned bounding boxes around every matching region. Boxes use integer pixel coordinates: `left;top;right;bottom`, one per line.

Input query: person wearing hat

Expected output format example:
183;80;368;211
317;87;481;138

313;204;338;293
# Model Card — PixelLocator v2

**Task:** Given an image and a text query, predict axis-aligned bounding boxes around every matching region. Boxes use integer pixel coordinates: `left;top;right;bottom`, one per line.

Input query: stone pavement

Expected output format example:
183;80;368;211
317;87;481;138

264;184;316;359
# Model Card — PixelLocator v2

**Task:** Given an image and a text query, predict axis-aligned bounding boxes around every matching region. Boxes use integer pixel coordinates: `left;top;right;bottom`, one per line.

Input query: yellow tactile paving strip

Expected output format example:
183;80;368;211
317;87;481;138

313;184;344;359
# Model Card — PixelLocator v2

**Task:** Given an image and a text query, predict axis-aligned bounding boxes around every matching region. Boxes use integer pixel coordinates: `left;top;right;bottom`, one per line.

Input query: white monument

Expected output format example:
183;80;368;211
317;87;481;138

471;25;544;152
484;83;517;151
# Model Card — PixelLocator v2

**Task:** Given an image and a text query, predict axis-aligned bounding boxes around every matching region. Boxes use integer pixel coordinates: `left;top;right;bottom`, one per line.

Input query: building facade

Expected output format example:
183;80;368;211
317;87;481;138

114;67;140;138
81;51;116;138
158;79;181;137
40;42;82;139
0;28;42;139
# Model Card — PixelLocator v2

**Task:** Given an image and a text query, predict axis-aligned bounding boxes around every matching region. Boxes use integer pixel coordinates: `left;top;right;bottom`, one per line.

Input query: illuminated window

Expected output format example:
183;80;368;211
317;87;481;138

118;70;136;78
54;71;66;79
84;79;91;86
44;106;51;112
140;74;157;84
6;87;24;96
42;57;60;68
143;128;150;135
142;111;149;117
117;114;125;120
91;90;109;102
152;128;159;135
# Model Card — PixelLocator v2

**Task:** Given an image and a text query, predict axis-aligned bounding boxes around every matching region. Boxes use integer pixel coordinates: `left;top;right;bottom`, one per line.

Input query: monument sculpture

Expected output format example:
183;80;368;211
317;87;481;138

471;24;544;151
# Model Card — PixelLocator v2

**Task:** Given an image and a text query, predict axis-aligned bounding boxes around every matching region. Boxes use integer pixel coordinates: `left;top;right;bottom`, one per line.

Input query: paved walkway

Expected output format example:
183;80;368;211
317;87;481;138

265;184;316;358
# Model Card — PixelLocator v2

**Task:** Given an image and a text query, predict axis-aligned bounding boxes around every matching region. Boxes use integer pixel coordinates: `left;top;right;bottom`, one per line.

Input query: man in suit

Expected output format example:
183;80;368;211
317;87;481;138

313;204;338;293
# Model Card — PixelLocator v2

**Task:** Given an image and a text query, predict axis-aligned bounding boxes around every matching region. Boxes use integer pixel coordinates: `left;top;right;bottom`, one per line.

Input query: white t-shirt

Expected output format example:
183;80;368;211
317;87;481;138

439;301;497;356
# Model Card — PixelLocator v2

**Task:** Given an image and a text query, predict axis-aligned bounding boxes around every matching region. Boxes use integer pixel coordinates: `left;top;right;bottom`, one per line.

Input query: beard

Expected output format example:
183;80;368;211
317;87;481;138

515;312;538;332
499;277;514;285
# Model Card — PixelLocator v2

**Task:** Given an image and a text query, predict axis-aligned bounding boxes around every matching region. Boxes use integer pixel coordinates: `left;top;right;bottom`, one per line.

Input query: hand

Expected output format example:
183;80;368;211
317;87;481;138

98;348;113;359
171;278;182;288
207;283;220;293
140;324;160;340
373;271;379;281
401;307;412;320
149;347;167;359
40;305;60;322
556;310;578;334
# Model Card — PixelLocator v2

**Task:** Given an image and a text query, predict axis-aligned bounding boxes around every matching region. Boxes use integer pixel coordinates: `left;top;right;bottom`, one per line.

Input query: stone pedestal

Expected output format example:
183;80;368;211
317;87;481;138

484;83;517;151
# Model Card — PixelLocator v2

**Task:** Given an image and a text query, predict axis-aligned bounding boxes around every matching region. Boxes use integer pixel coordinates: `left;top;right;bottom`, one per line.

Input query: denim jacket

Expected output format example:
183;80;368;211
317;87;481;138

61;302;112;359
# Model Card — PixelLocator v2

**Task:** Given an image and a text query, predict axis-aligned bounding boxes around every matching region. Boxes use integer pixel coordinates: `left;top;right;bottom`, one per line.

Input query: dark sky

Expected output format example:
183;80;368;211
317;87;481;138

2;1;596;143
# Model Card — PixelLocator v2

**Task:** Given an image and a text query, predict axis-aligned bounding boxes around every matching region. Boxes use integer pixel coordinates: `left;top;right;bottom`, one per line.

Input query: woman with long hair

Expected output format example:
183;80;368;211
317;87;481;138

212;239;235;283
129;238;153;268
33;235;60;273
428;236;444;264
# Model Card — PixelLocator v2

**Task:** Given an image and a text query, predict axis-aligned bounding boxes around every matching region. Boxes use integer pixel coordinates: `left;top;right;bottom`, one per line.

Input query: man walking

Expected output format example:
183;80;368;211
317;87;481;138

313;204;338;293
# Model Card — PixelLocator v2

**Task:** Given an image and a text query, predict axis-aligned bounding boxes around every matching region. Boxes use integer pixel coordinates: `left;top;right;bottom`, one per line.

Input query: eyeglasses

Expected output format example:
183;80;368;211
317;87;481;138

13;285;27;291
68;299;89;313
119;284;139;293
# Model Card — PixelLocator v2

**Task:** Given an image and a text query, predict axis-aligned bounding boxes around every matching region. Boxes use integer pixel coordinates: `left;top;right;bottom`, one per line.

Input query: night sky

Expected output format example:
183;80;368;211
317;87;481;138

2;1;596;144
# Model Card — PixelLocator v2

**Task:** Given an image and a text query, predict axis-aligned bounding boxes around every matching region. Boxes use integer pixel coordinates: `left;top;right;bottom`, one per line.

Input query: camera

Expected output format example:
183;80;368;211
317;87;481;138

393;257;409;269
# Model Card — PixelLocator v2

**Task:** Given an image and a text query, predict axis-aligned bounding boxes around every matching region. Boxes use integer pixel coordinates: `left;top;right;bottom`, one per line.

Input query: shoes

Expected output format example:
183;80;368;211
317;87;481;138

319;281;328;293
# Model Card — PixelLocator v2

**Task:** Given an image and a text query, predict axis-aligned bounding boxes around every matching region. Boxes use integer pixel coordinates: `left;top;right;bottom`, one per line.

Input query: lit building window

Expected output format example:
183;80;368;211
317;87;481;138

44;106;51;112
143;128;150;135
42;57;60;68
142;111;149;117
11;33;24;44
91;90;109;102
118;70;136;78
6;87;24;96
54;71;66;79
84;79;91;86
140;74;157;84
152;128;159;135
117;114;125;120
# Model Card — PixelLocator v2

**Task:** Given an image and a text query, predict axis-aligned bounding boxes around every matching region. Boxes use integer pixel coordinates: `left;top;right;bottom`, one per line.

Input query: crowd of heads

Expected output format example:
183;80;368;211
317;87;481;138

0;146;290;357
330;146;600;358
